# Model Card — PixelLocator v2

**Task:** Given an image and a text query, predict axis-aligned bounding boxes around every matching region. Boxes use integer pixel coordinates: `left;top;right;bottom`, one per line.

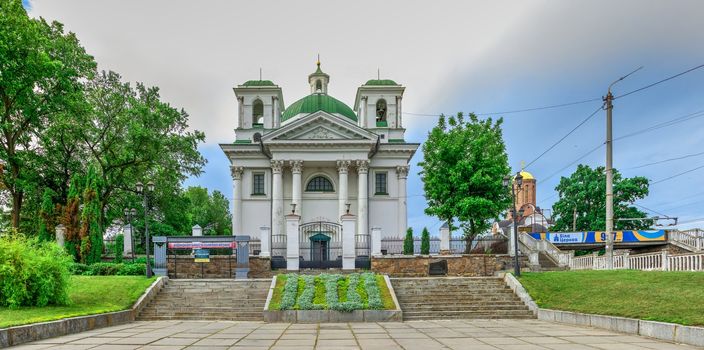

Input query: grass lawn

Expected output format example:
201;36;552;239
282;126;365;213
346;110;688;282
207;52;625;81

0;276;156;328
519;270;704;326
268;273;396;311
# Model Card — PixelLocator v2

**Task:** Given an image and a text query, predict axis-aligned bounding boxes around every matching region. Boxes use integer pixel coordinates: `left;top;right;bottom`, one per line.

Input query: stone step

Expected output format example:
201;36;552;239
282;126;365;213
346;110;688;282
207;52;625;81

400;304;529;311
403;313;535;320
403;310;534;317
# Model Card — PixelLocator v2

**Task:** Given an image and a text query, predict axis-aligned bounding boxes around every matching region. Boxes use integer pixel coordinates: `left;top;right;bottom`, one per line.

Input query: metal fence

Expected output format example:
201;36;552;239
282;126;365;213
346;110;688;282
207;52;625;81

380;236;508;255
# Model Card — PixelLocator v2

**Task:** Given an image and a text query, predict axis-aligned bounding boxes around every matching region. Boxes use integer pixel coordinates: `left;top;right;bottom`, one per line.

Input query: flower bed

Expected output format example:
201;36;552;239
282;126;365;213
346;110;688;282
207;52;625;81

268;273;395;311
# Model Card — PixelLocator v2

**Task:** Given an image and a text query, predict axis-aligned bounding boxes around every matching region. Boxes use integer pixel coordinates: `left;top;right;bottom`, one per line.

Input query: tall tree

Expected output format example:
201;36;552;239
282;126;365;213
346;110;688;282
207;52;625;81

419;113;511;253
551;164;651;231
79;165;102;264
79;71;206;226
37;188;55;241
0;0;95;228
183;186;231;235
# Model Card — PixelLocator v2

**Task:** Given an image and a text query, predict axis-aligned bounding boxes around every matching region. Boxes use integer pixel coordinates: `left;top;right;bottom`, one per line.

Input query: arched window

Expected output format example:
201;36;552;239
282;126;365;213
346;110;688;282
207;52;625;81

376;99;387;122
252;99;264;124
315;80;322;92
306;176;334;192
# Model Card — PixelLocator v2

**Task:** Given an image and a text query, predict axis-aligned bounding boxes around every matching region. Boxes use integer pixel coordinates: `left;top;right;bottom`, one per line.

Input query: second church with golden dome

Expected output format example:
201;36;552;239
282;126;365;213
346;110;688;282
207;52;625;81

220;62;418;270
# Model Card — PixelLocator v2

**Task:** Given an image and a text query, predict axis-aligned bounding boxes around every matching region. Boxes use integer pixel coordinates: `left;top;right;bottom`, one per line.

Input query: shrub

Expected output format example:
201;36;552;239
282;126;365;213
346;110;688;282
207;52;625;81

117;263;145;276
298;275;323;310
363;273;383;309
420;227;430;255
0;234;72;308
69;263;90;275
279;274;298;310
114;234;124;263
403;228;414;255
322;274;342;310
86;262;120;276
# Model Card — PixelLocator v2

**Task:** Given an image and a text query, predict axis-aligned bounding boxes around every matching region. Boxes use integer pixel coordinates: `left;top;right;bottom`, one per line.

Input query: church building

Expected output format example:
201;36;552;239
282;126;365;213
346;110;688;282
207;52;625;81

220;62;418;269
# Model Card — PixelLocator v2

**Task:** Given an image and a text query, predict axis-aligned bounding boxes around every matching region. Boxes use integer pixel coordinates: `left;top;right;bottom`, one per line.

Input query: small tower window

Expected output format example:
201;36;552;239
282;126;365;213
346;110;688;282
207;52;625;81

306;176;334;192
376;99;387;122
315;80;322;92
253;99;264;125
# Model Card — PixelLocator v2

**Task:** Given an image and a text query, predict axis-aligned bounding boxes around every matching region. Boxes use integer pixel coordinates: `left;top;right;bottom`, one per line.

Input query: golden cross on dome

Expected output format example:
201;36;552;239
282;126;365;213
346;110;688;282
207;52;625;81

520;160;526;171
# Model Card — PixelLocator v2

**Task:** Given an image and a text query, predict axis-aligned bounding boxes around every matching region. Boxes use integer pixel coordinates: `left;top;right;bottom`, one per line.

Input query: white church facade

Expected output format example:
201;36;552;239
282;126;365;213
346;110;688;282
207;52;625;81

220;62;418;269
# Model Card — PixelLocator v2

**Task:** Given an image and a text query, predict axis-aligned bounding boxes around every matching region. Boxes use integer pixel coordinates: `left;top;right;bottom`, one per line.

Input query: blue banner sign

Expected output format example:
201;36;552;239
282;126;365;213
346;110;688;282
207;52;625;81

194;249;210;263
529;230;666;244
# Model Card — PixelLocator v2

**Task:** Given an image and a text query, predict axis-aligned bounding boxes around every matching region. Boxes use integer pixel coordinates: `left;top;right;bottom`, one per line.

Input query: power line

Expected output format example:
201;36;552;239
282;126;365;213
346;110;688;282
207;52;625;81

524;105;603;170
538;143;604;185
651;163;704;185
633;203;669;217
402;97;602;117
622;150;704;170
614;110;704;141
614;64;704;100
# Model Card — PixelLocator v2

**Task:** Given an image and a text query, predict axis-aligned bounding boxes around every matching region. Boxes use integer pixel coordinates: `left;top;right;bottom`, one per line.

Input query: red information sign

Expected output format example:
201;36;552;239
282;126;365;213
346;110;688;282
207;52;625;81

167;242;236;249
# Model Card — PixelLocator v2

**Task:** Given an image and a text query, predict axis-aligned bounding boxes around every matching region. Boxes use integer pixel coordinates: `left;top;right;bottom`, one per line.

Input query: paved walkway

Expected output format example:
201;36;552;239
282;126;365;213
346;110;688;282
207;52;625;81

12;319;701;350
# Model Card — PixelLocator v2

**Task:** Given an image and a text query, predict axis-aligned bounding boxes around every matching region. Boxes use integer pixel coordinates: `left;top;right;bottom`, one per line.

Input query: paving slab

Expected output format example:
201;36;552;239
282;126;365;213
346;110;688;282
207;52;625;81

8;319;700;350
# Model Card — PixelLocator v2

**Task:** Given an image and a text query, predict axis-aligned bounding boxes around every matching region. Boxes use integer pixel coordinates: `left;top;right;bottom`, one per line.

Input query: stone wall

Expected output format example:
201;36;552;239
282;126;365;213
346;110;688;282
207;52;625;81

371;254;528;277
166;255;271;279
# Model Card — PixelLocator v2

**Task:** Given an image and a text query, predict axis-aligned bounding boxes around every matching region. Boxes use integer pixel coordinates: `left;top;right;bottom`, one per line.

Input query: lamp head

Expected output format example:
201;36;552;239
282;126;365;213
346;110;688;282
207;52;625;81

502;175;510;188
147;181;155;192
345;203;351;214
135;182;143;194
515;172;524;188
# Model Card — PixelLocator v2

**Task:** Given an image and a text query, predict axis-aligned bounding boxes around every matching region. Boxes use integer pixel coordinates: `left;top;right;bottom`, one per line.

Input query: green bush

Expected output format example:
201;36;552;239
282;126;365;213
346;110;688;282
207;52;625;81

114;235;124;263
86;262;120;276
298;275;323;310
116;263;145;276
279;274;298;310
403;227;414;255
420;227;430;255
362;273;383;309
69;263;90;275
0;234;72;308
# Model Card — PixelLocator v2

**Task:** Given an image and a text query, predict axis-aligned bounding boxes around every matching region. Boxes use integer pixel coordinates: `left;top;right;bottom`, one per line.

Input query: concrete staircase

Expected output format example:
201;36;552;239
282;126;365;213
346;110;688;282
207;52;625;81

391;277;534;320
138;279;271;321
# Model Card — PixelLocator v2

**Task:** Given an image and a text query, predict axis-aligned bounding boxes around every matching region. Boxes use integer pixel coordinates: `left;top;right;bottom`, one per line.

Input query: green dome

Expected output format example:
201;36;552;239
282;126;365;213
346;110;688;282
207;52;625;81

242;80;276;87
281;93;357;122
364;79;398;86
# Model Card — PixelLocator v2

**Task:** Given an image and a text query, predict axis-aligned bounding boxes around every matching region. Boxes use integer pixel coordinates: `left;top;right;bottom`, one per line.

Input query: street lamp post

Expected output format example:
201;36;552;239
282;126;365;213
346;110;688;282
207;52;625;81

504;172;524;277
136;181;155;278
124;207;137;262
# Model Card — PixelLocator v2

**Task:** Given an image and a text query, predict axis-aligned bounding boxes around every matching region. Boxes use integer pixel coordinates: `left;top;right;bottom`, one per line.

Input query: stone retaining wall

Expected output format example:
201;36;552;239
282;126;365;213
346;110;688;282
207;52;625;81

0;276;167;348
165;255;272;279
371;254;528;277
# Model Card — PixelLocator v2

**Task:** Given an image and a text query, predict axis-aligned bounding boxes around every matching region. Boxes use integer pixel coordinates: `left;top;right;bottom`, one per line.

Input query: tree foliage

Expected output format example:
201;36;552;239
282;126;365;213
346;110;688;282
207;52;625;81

0;0;95;228
183;186;232;235
551;164;651;231
419;113;511;252
403;228;414;255
79;166;102;264
420;227;430;255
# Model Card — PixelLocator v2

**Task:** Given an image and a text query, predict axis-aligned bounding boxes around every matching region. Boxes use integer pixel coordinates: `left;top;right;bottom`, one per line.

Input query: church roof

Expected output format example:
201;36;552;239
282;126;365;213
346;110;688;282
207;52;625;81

364;79;399;86
519;170;535;180
242;80;276;87
281;93;357;122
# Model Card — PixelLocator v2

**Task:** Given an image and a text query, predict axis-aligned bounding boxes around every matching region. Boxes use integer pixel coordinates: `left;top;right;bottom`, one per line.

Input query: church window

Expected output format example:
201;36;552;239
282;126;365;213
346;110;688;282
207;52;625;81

252;172;265;195
315;80;322;92
376;99;387;122
306;176;334;192
253;99;264;125
375;172;387;195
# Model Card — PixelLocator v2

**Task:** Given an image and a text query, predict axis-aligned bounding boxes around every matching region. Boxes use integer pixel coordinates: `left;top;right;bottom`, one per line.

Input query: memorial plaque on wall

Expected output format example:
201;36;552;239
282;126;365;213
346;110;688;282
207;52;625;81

429;259;448;276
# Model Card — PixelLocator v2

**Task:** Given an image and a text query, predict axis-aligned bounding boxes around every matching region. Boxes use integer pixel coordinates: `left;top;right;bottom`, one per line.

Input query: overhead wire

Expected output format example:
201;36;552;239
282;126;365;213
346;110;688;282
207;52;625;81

622;150;704;170
614;64;704;100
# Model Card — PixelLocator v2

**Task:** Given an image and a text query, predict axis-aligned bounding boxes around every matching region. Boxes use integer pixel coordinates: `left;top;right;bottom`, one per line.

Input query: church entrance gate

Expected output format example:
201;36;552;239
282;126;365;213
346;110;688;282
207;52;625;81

299;221;343;269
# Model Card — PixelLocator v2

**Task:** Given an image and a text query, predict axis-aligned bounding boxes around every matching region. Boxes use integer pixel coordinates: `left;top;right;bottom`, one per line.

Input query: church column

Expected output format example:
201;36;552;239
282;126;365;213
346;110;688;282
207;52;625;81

356;160;369;236
237;97;245;128
230;166;244;236
396;165;409;235
273;96;280;128
337;160;351;220
397;95;403;128
290;160;303;216
362;97;368;128
271;160;285;237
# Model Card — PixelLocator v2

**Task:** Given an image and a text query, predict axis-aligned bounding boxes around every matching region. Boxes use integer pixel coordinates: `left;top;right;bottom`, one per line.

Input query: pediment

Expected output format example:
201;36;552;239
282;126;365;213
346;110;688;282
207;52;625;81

262;112;377;142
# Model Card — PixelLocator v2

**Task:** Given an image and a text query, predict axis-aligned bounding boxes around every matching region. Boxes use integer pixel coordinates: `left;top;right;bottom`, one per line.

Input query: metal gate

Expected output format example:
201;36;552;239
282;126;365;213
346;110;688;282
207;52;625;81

271;233;287;269
299;221;342;269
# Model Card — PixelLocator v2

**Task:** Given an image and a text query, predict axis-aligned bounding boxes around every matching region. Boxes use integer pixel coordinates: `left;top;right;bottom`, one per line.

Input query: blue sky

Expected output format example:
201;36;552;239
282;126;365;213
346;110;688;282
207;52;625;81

26;0;704;233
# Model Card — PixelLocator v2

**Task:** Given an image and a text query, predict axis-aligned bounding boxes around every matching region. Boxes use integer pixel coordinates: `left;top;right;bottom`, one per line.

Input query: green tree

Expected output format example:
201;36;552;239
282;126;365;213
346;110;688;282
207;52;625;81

79;166;102;264
0;0;95;228
183;186;232;235
403;227;414;255
419;113;511;253
38;188;56;241
114;234;124;263
420;227;430;255
551;164;651;231
79;71;205;226
62;174;82;261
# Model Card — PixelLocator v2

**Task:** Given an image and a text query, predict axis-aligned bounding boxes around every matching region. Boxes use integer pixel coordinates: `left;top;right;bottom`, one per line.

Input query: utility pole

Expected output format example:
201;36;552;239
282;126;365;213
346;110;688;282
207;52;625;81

604;90;615;269
572;206;577;231
603;66;641;270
